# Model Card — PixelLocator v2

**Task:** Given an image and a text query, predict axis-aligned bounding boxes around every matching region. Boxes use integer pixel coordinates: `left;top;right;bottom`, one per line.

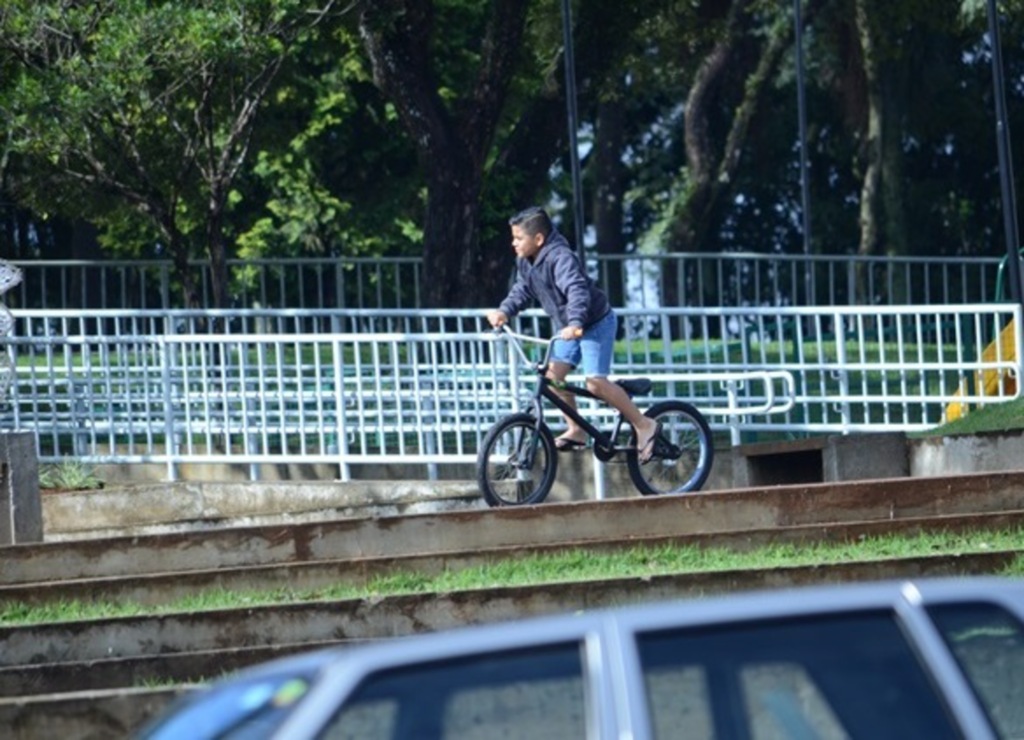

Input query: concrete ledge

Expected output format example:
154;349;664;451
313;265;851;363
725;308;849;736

42;480;486;540
908;430;1024;477
37;431;1024;543
42;449;736;540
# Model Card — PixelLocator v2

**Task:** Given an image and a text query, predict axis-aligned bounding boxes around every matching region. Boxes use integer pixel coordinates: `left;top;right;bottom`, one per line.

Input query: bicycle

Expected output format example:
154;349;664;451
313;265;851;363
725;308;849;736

476;326;714;507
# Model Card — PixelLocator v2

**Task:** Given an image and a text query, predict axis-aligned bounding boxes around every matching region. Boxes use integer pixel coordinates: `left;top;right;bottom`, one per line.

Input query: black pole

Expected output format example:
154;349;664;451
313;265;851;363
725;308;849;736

986;0;1024;307
794;0;813;304
560;0;586;259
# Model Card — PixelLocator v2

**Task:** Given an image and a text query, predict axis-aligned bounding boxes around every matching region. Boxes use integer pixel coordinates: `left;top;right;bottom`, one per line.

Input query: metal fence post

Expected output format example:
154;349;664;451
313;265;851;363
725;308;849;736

333;339;351;481
833;312;852;432
160;337;178;481
725;379;742;447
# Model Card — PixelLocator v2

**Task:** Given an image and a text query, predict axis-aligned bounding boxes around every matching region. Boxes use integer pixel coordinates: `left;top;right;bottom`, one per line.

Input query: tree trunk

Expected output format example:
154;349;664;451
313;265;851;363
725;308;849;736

854;0;882;304
477;94;570;306
593;95;627;308
206;194;231;311
70;221;101;309
670;0;820;261
880;61;908;276
359;0;654;308
162;216;200;311
422;167;485;307
358;0;530;308
668;0;750;257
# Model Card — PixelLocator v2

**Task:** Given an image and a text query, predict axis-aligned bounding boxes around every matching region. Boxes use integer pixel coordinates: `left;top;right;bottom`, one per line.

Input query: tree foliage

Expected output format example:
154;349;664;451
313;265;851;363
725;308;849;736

0;0;343;307
1;0;1023;309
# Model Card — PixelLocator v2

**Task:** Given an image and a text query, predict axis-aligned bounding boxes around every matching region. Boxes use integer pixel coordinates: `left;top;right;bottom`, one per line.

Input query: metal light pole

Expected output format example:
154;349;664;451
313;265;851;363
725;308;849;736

986;0;1024;308
794;0;813;307
560;0;586;259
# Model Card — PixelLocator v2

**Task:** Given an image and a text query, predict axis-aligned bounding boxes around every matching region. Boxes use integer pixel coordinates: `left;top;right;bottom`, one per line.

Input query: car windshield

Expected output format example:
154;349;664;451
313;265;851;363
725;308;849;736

137;670;315;740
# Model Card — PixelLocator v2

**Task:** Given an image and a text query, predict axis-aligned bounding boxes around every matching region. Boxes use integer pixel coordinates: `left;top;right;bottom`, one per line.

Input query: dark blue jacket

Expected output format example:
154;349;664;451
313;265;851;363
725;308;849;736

499;230;610;330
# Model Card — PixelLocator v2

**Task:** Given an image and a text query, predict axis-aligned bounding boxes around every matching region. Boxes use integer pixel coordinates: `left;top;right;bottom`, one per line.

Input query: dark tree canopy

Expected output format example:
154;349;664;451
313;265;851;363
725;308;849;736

1;0;1022;309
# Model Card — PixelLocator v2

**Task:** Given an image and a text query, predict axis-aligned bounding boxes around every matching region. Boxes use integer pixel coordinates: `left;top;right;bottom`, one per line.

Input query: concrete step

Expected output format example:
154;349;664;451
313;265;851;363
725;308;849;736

1;547;1018;677
12;470;1024;587
2;474;1024;675
3;508;1024;609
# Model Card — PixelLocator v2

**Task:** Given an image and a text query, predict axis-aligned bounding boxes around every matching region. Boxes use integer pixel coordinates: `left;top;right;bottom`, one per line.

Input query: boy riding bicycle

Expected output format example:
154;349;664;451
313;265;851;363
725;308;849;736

486;206;661;462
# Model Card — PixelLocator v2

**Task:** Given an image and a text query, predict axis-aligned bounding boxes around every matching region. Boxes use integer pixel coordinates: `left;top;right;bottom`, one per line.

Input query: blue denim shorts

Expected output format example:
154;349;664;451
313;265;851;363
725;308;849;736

551;310;617;378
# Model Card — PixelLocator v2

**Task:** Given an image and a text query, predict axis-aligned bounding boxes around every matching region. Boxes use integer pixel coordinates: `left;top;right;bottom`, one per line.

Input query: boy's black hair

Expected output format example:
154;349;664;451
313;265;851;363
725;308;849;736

509;206;552;238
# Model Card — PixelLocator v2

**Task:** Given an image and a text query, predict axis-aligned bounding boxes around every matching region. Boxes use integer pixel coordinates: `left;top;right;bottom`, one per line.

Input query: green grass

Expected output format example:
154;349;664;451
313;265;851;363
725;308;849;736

38;460;103;491
912;396;1024;438
4;527;1024;628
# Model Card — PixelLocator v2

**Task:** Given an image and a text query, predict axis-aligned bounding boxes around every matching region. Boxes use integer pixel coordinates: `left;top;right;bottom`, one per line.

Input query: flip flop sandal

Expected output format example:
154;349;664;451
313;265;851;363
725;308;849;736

638;422;663;463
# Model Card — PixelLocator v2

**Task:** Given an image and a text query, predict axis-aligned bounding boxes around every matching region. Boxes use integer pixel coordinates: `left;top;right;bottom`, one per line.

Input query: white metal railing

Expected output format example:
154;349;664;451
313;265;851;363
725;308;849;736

489;327;795;447
2;305;1020;480
8;252;1008;311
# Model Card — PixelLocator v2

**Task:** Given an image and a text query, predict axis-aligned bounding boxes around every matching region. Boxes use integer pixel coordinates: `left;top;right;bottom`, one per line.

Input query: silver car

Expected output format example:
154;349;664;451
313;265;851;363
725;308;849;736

137;577;1024;739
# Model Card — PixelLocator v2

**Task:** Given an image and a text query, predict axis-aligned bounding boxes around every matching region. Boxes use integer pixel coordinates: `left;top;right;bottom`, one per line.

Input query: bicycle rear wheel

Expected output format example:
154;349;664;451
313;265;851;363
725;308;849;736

477;413;558;507
628;401;714;495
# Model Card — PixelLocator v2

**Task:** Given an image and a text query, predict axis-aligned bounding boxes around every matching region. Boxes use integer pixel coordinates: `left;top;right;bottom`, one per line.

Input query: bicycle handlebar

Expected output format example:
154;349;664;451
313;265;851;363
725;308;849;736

486;324;554;371
491;324;551;345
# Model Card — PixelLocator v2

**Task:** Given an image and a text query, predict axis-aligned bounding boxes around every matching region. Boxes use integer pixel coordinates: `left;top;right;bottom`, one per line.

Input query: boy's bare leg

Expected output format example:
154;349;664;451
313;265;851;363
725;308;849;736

547;361;587;445
586;377;660;459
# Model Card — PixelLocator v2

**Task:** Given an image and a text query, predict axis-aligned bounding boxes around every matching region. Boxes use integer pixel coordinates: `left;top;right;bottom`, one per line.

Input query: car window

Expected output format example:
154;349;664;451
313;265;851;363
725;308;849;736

635;611;959;740
319;641;589;740
928;601;1024;739
740;662;850;740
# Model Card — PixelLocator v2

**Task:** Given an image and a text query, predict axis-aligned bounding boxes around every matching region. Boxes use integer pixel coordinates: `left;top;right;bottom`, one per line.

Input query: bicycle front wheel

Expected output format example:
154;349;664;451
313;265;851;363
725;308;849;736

628;401;714;496
477;413;558;507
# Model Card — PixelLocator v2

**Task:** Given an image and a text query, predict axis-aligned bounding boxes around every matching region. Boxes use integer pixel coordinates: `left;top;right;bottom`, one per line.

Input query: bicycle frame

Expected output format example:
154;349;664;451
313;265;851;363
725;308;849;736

494;327;633;457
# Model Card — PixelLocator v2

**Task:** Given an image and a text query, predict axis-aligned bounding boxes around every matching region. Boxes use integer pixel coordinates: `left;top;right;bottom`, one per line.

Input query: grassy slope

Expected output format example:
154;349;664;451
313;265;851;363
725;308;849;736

912;396;1024;438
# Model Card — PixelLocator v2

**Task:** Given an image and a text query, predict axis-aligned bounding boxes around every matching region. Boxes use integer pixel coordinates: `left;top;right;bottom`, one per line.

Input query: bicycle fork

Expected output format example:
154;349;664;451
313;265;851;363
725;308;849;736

513;396;548;474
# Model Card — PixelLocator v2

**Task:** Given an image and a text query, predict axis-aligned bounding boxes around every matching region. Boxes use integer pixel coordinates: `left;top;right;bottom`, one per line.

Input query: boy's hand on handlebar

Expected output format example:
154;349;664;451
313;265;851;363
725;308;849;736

487;310;508;328
560;326;583;340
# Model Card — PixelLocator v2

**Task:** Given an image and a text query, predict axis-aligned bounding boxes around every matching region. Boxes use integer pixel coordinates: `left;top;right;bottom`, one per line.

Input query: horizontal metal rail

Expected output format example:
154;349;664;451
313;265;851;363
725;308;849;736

1;304;1020;480
8;252;1007;311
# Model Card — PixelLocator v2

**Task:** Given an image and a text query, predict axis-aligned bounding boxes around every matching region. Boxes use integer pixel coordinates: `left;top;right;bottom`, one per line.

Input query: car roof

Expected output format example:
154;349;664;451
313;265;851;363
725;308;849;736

299;576;1024;676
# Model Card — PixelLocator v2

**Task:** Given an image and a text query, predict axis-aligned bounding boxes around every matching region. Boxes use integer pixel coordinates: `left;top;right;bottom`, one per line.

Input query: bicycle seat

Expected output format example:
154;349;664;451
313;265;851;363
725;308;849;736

615;378;652;397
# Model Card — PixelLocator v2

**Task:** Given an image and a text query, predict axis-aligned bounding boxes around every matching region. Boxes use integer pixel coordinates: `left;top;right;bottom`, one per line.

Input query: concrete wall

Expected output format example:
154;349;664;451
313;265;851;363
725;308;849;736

85;432;1024;491
908;429;1024;477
